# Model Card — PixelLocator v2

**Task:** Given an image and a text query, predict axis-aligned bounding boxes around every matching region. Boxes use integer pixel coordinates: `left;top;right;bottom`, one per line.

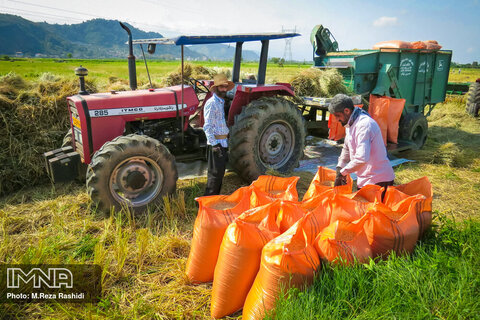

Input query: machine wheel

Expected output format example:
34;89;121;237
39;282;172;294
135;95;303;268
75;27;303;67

229;97;306;182
61;130;73;148
466;82;480;117
398;113;428;149
86;134;178;213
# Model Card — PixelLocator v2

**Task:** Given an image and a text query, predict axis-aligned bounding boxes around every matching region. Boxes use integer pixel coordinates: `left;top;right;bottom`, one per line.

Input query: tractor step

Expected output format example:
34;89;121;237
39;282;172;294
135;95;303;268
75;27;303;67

43;146;82;183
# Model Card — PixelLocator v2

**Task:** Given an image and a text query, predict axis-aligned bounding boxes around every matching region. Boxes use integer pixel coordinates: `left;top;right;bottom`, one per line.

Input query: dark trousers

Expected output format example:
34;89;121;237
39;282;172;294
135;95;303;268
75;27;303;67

358;180;394;201
377;180;394;201
204;145;228;196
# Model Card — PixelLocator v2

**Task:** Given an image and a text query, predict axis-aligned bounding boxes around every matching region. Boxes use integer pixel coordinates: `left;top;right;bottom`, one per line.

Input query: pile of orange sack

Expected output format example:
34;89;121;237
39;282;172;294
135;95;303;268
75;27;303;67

185;167;433;319
373;40;442;51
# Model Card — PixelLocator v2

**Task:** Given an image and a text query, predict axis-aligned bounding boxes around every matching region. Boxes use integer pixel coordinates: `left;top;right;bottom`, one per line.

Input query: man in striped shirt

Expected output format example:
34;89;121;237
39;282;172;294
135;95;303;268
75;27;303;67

203;74;235;196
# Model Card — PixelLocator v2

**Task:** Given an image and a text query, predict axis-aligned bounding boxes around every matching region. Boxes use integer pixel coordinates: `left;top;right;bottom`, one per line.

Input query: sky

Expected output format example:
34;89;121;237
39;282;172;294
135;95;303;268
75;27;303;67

1;0;479;63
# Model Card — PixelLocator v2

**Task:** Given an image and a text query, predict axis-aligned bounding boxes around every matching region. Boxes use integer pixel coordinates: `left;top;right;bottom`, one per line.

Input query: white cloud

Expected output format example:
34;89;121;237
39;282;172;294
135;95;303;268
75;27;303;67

373;16;398;27
467;47;474;53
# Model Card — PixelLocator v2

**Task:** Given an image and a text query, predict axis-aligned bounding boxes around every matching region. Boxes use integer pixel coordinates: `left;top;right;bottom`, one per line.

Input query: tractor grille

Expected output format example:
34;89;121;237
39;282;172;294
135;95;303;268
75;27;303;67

69;100;84;160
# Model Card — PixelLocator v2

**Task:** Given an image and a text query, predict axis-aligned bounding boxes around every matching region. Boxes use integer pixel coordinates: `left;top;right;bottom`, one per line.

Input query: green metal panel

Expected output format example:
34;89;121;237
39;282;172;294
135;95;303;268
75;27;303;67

431;52;452;102
316;49;452;112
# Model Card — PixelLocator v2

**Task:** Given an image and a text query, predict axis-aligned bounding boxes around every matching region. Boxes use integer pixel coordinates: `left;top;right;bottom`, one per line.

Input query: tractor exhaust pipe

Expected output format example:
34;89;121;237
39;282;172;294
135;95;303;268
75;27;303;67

120;22;137;90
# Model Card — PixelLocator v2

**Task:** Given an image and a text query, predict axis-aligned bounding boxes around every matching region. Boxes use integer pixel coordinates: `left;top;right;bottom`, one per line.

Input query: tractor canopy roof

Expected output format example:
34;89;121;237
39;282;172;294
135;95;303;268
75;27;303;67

131;32;300;46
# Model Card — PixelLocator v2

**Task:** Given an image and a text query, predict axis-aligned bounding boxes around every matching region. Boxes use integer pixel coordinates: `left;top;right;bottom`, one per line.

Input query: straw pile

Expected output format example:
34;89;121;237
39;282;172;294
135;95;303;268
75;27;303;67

289;68;348;97
0;72;97;196
163;63;231;86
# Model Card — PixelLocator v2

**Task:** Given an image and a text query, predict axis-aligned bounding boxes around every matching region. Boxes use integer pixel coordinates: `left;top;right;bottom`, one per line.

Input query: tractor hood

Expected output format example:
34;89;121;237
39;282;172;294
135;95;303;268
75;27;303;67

71;85;198;112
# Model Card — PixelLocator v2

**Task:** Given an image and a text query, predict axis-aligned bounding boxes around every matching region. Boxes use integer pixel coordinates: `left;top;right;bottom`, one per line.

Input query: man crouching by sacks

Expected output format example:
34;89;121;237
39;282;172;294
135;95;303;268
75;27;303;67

329;94;395;199
203;74;235;196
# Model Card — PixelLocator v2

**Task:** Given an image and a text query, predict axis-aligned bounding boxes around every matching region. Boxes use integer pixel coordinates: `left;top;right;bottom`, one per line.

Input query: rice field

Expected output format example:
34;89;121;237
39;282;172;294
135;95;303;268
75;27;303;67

0;60;480;319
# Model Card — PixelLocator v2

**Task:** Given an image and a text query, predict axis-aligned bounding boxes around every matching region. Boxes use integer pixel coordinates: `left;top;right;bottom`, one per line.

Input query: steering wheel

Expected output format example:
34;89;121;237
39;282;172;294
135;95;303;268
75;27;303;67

188;78;210;94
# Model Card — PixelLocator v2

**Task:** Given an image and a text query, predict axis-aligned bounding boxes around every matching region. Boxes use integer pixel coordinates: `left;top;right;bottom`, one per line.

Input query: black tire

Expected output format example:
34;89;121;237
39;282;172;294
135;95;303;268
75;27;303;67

61;130;73;148
398;113;428;149
86;134;178;213
229;97;306;182
466;82;480;117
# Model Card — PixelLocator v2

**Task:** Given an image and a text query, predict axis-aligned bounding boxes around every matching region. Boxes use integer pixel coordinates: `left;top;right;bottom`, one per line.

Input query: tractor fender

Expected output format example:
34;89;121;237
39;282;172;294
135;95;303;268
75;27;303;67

228;84;295;126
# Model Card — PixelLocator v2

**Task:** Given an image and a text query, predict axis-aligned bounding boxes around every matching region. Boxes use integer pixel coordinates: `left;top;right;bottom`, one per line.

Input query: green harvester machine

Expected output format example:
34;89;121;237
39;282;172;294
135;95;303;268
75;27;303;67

310;25;453;151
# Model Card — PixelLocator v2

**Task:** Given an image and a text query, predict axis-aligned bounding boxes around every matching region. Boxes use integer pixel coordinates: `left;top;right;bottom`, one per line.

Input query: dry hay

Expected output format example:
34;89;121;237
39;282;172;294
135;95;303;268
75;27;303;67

431;142;466;167
163;63;230;86
0;73;97;196
289;68;347;97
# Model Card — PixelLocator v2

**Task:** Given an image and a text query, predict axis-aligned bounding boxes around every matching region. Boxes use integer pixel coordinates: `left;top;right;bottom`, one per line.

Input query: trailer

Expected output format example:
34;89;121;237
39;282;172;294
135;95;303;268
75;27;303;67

308;25;453;150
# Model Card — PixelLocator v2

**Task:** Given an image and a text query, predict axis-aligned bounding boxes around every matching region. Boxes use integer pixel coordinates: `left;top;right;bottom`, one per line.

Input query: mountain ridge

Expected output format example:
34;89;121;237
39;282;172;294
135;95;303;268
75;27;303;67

0;14;259;60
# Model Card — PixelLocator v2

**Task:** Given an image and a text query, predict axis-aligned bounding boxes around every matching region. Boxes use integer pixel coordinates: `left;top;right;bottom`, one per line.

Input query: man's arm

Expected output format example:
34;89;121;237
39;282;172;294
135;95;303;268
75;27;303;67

337;142;350;169
203;100;219;146
340;126;371;175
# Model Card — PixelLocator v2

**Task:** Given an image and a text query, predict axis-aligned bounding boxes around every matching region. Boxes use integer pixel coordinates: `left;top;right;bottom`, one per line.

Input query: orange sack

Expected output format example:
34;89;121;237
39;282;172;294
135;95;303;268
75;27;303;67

300;206;332;244
314;217;372;264
368;95;405;145
373;40;412;50
303;166;353;201
411;41;427;50
368;95;389;146
249;185;277;208
425;40;442;50
412;40;442;51
211;202;281;319
342;184;384;203
251;175;300;203
326;193;374;223
300;189;333;212
275;200;307;233
243;219;321;320
328;113;346;141
386;98;405;144
388;177;433;237
186;187;252;283
363;201;421;257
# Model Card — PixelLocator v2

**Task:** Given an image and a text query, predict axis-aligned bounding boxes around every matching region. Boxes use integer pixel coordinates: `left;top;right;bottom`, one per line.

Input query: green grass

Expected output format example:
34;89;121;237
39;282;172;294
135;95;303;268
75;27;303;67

269;217;480;320
0;59;479;319
0;58;311;86
448;67;480;83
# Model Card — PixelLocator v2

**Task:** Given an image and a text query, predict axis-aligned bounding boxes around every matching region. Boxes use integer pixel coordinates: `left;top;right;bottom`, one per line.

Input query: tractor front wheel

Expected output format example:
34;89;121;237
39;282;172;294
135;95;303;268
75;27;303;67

466;82;480;117
229;97;306;182
86;134;178;213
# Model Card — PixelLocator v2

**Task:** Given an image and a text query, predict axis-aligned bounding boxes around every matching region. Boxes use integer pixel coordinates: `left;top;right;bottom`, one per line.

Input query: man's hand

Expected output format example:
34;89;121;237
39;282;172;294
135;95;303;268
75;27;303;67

334;166;347;187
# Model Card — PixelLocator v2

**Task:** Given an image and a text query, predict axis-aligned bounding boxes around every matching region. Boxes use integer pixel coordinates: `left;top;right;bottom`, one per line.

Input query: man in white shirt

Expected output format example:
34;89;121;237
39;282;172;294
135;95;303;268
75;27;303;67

203;74;235;196
329;94;395;197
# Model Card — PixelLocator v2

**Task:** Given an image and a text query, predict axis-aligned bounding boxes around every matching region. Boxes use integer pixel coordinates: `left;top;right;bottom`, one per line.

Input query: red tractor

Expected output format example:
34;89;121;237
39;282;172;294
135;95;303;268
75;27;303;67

44;22;306;213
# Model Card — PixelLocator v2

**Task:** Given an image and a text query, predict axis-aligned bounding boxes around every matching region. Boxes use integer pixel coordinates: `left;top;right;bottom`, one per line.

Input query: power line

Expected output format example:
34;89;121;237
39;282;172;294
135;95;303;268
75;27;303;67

0;6;86;22
4;0;173;33
7;0;104;19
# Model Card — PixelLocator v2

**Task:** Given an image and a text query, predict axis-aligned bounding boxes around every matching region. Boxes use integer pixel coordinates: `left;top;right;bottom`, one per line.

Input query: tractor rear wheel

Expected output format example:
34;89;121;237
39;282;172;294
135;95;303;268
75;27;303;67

398;113;428;149
86;134;178;213
229;97;306;182
466;82;480;117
